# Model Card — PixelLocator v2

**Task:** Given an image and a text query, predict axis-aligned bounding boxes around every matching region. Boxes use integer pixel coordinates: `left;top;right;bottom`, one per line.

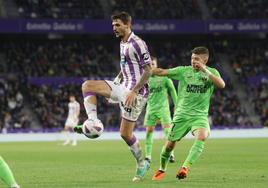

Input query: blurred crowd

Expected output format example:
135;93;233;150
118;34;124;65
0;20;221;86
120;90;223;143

15;0;104;19
0;77;30;132
110;0;201;20
209;79;253;127
207;0;268;19
230;41;268;83
252;82;268;127
11;0;267;20
227;41;268;127
1;37;261;132
27;84;120;130
3;40;117;77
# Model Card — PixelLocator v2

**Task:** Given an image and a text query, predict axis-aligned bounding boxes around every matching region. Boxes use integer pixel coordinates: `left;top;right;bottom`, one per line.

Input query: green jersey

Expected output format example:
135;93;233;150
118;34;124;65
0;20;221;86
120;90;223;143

167;65;221;119
146;76;177;112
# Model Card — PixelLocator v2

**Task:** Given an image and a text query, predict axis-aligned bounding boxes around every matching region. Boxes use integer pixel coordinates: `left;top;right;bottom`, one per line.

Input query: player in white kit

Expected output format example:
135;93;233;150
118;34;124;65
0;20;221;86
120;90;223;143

74;11;152;181
62;95;80;146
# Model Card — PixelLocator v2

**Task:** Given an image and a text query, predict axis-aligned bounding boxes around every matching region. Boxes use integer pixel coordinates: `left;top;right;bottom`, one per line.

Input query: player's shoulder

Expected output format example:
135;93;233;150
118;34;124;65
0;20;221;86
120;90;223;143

170;65;191;71
206;66;217;71
130;33;146;46
206;66;220;74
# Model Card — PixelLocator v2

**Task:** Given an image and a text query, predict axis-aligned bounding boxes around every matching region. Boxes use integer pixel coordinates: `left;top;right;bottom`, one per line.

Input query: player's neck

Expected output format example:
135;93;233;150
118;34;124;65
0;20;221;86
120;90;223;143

122;30;132;43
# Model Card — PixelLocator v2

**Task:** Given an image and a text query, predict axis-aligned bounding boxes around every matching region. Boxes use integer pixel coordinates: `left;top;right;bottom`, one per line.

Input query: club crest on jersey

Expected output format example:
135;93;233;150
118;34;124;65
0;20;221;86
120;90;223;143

142;52;150;61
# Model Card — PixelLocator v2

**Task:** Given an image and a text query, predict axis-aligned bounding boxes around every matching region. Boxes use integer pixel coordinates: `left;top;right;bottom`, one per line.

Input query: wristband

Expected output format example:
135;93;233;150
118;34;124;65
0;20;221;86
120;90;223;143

204;68;212;77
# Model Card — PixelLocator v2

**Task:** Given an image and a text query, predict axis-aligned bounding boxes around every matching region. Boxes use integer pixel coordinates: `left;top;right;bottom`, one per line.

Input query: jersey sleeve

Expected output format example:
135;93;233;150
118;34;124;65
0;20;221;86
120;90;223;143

210;68;221;77
167;66;185;80
165;78;178;108
207;68;222;88
132;39;151;67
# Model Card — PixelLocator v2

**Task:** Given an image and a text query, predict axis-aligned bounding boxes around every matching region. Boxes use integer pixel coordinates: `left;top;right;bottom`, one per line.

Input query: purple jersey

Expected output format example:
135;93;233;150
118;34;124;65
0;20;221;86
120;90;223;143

120;32;151;97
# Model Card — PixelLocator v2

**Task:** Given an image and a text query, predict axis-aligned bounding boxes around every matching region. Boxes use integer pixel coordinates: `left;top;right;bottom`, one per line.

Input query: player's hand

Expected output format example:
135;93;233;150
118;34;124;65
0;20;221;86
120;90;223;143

125;90;137;107
195;61;206;72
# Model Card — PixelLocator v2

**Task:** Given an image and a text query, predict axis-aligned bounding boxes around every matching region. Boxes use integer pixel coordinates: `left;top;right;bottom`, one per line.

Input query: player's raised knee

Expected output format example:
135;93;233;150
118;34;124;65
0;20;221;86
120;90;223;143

196;136;207;141
82;80;95;92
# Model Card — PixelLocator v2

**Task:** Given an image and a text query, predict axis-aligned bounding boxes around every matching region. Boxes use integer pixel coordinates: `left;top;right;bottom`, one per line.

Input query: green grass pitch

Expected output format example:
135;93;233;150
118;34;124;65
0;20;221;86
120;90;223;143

1;138;268;188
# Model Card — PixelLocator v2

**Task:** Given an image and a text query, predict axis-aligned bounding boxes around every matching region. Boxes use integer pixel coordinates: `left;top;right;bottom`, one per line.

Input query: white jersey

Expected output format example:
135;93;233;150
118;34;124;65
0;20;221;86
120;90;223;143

67;101;80;119
120;32;151;97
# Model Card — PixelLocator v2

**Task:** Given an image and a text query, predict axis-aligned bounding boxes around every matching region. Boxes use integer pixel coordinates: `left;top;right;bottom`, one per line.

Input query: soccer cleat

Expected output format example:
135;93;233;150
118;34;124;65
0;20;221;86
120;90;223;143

176;167;189;180
132;160;150;182
152;170;166;181
169;155;175;163
11;183;20;188
73;125;83;134
62;140;70;146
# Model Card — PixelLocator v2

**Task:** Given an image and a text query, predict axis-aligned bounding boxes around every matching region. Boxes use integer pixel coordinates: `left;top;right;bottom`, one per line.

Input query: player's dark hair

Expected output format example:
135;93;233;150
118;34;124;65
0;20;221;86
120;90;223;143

111;11;132;25
191;46;209;55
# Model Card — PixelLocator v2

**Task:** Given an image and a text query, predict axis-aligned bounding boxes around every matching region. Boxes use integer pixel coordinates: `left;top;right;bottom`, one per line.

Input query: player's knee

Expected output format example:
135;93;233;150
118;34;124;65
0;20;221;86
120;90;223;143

196;135;208;141
165;142;175;151
146;127;154;133
82;80;94;92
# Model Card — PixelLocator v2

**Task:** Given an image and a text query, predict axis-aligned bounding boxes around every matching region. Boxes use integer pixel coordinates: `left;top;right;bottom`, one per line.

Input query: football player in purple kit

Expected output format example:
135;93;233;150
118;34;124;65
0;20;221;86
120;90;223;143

74;11;151;181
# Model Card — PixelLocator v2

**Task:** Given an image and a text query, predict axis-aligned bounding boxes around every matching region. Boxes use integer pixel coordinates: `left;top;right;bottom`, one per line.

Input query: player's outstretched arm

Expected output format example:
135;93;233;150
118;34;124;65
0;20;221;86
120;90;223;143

152;68;168;76
132;64;152;93
125;64;152;107
195;62;225;89
166;79;178;108
206;70;225;89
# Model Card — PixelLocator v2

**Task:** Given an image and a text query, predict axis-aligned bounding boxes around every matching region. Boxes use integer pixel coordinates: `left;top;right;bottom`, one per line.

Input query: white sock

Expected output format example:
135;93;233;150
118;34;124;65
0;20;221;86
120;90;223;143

65;131;70;142
72;133;77;144
84;96;97;119
129;141;144;166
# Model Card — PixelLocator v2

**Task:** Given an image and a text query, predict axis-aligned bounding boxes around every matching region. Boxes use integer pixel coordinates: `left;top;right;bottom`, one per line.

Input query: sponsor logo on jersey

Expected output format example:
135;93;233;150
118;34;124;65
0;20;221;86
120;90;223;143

186;84;209;93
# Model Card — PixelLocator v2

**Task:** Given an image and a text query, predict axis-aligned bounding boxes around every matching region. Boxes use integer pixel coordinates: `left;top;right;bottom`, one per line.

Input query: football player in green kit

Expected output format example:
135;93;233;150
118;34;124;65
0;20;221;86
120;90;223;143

144;56;177;163
151;47;225;181
0;156;20;188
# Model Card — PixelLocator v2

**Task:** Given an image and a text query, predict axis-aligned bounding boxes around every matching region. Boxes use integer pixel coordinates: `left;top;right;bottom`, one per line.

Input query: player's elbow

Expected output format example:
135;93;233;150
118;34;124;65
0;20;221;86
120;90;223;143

218;81;225;89
144;64;152;76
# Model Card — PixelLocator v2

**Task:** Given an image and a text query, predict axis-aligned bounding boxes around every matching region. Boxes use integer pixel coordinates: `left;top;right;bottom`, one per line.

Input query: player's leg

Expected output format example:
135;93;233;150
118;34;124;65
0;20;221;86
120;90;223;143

182;128;208;168
74;80;112;133
0;156;20;188
153;118;190;180
120;118;150;181
62;124;71;145
177;127;209;180
144;112;157;162
161;111;175;163
82;80;111;120
145;126;155;162
71;119;79;146
162;124;175;163
152;140;176;180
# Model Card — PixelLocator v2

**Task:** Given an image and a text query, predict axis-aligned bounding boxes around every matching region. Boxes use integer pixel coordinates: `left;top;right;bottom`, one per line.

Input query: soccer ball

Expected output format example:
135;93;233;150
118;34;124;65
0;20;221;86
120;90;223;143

82;118;104;139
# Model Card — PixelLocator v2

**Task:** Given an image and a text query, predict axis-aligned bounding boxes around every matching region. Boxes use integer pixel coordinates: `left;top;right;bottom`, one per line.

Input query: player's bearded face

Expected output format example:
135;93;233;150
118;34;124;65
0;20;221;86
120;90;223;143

112;19;128;39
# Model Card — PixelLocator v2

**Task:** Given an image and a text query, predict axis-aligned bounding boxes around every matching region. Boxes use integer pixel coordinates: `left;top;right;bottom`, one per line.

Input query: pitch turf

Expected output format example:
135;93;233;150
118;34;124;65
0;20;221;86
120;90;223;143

1;138;268;188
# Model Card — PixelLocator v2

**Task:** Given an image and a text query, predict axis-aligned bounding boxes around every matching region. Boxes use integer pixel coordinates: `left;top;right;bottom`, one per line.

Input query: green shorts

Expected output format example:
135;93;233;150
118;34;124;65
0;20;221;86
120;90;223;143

168;116;210;142
144;110;171;126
